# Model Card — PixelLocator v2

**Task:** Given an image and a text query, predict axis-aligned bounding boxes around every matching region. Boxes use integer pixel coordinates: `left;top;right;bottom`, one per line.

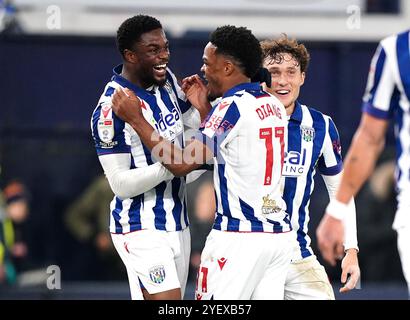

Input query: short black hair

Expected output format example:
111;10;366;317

116;15;162;57
209;25;262;78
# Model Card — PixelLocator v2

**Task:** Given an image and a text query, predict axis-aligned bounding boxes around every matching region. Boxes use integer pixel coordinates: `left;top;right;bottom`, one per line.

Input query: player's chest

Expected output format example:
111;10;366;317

282;124;323;177
139;90;184;142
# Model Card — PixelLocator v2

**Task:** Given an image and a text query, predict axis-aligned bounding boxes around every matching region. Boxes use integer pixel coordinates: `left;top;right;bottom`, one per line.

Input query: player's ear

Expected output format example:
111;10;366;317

124;49;138;64
224;60;235;76
300;71;306;86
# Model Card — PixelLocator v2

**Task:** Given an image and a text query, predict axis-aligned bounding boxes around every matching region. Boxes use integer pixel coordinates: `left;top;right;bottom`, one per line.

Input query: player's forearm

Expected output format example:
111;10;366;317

336;126;385;204
129;117;205;177
196;102;212;123
322;172;358;250
99;154;173;199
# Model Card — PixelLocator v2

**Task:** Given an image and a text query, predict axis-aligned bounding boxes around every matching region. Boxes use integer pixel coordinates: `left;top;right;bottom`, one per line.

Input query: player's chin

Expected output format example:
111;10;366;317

207;92;218;102
154;76;167;87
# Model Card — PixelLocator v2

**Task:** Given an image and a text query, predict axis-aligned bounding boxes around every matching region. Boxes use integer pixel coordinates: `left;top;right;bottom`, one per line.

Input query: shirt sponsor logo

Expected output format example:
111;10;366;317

282;149;307;177
203;114;234;135
153;108;183;141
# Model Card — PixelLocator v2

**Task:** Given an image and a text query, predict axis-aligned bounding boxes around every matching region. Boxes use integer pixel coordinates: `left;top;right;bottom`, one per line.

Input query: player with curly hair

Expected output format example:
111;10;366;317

261;35;360;299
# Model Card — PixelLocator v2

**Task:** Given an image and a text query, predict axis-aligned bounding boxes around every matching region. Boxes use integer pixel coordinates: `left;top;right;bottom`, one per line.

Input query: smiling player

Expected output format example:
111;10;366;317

261;35;361;299
91;15;209;300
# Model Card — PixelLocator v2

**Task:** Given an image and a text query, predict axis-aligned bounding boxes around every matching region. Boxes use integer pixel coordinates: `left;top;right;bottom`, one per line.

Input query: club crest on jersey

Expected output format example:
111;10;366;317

261;195;282;215
149;265;166;284
97;119;114;143
300;126;315;142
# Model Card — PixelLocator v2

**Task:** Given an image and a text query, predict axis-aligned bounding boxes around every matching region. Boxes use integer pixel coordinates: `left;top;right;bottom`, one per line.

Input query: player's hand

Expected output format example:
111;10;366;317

112;87;143;125
316;213;344;266
340;248;360;293
182;74;211;119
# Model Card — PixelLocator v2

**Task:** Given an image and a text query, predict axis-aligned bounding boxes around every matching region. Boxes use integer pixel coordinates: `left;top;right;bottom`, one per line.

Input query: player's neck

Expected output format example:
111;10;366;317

121;65;151;89
224;75;250;94
286;102;296;116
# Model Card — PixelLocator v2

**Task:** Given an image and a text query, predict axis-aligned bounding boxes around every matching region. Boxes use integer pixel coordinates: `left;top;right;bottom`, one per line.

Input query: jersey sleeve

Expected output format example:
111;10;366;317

192;99;241;156
167;68;192;114
362;41;400;120
317;116;343;176
91;93;131;156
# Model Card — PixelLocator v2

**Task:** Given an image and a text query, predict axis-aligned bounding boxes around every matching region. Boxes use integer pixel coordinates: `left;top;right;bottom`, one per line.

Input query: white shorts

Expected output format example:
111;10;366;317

396;225;410;295
195;229;295;300
111;228;190;300
284;255;335;300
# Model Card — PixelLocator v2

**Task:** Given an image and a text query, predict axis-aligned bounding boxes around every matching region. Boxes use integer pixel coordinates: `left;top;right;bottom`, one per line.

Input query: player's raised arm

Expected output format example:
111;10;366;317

181;74;212;122
112;87;213;177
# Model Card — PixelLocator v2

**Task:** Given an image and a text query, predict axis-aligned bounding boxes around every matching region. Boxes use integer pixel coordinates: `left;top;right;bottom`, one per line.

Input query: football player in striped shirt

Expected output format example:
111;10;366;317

91;15;210;300
112;25;295;300
261;35;361;299
317;29;410;297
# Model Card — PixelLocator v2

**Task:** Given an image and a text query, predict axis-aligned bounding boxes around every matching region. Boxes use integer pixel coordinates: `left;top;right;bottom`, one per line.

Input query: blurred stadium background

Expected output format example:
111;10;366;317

0;0;408;299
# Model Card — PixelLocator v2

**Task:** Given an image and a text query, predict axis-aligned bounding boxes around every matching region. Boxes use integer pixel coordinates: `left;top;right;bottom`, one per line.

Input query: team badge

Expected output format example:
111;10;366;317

149;265;166;284
97;119;114;143
300;126;315;142
261;195;282;215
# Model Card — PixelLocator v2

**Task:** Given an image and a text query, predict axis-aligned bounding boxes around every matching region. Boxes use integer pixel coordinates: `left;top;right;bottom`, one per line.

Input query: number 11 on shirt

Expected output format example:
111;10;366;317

259;127;285;185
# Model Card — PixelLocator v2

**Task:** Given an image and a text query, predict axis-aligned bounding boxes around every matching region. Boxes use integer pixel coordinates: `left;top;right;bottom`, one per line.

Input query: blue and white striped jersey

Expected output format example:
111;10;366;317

282;102;343;260
198;83;292;233
91;65;197;234
362;30;410;227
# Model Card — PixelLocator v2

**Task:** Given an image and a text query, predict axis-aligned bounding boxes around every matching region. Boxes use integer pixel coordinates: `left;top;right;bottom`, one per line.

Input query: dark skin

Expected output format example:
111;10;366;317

116;29;214;300
116;28;188;300
121;28;170;89
121;28;179;300
111;42;248;177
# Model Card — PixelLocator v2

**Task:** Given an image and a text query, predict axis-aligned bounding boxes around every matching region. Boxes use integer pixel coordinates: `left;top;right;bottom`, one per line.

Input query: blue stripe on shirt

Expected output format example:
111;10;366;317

213;190;222;230
298;110;326;258
317;117;343;175
171;178;183;229
166;70;191;114
153;182;167;230
218;163;239;231
128;194;143;232
239;197;263;232
395;104;404;182
396;31;410;102
112;197;124;233
283;118;302;219
368;45;386;106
